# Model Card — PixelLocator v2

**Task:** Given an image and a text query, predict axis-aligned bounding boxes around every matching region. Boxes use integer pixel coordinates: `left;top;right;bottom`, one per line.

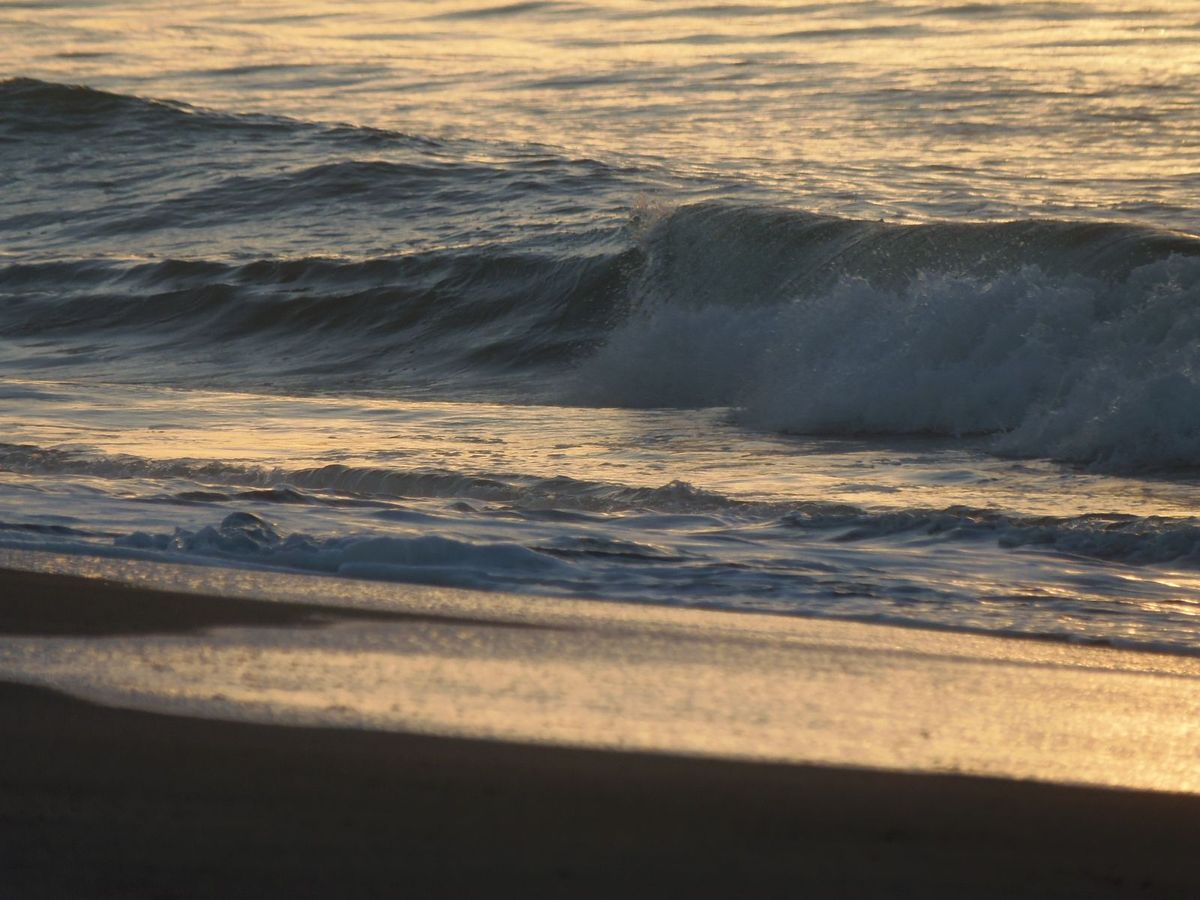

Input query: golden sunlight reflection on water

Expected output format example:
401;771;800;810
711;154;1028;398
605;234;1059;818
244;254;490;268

7;0;1199;224
6;379;1200;519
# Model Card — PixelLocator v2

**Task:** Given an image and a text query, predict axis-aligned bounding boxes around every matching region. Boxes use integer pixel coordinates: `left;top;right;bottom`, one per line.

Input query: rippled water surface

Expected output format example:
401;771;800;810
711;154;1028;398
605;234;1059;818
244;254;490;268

7;0;1200;226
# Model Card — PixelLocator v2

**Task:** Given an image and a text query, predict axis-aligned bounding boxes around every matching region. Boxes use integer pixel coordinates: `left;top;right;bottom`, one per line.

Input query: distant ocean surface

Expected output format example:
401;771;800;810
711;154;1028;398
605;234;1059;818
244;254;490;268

3;1;1200;654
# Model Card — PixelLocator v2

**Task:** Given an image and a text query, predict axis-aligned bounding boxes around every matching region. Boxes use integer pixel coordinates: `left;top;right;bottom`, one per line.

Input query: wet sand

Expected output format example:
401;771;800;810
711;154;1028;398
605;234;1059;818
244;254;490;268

2;568;1199;898
0;566;528;636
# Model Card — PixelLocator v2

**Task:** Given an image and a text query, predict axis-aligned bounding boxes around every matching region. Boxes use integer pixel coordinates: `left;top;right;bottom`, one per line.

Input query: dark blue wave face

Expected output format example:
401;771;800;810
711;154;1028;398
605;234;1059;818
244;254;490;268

0;78;656;392
4;80;1200;470
0;79;659;261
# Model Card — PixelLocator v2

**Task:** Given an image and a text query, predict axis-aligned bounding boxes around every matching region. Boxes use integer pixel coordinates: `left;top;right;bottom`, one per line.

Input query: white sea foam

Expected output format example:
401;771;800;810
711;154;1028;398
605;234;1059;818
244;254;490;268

579;240;1200;471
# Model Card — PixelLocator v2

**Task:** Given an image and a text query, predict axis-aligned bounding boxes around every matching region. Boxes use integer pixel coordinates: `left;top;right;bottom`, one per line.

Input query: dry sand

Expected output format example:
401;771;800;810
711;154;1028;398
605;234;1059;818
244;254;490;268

2;567;1199;898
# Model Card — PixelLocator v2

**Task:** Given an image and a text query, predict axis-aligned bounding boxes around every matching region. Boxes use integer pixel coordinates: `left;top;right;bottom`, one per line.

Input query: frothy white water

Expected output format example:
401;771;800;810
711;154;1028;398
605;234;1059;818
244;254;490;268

579;235;1200;471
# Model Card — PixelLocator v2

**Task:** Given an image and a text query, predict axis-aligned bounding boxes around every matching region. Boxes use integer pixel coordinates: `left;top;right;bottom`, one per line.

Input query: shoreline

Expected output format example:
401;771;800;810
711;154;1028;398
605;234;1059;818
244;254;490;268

3;560;1200;896
2;555;1199;790
0;564;542;636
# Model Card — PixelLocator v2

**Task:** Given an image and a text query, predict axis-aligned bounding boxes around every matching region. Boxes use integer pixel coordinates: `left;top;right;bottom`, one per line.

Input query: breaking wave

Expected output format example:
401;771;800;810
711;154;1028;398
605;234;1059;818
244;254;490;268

580;205;1200;471
5;80;1200;471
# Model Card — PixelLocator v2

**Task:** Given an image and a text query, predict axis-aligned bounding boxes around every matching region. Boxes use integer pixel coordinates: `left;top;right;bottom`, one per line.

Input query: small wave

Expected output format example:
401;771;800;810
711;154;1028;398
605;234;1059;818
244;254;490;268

0;443;758;515
426;1;580;21
0;78;440;150
7;442;1200;568
0;78;291;137
93;157;631;235
0;521;114;539
782;505;1200;567
112;512;569;591
0;246;636;387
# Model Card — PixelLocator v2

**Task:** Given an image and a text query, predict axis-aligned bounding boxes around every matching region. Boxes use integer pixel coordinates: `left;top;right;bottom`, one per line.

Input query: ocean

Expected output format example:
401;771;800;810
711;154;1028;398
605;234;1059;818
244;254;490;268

3;0;1200;659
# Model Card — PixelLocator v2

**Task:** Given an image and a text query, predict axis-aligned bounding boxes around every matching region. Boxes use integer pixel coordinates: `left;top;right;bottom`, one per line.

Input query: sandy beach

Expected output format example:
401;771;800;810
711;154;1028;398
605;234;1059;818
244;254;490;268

2;565;1199;899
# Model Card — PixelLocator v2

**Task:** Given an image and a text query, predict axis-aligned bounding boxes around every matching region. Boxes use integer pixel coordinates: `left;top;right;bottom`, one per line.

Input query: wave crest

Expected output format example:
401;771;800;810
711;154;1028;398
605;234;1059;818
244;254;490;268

577;204;1200;470
6;179;1200;469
